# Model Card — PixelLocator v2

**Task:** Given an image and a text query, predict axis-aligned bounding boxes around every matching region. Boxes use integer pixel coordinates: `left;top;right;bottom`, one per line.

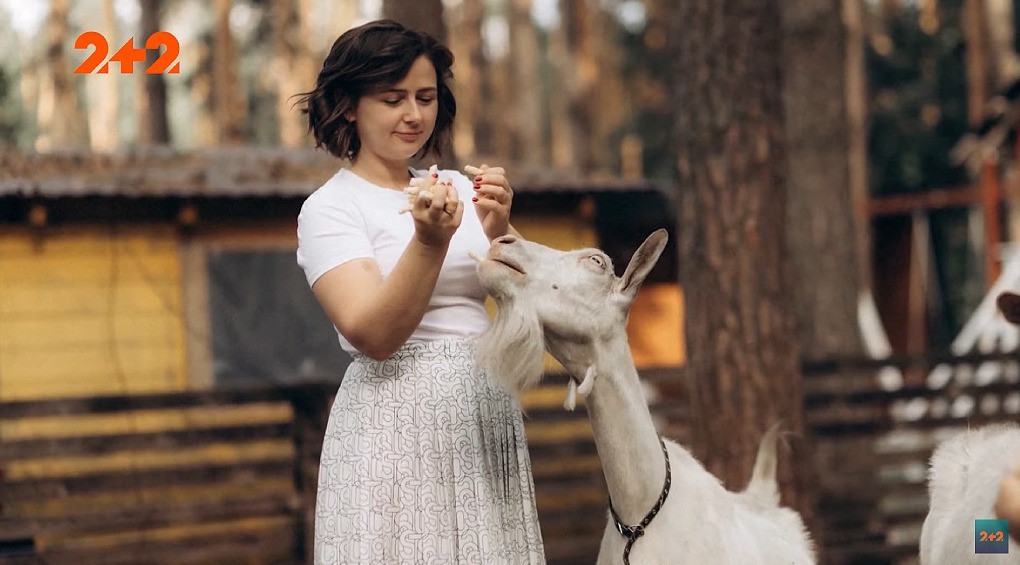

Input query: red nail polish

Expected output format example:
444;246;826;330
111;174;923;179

474;176;482;182
473;185;479;190
472;197;478;202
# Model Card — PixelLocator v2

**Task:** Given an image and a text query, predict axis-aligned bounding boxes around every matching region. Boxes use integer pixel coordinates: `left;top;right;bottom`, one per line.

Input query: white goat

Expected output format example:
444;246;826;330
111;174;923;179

473;230;815;565
919;424;1020;564
917;291;1020;564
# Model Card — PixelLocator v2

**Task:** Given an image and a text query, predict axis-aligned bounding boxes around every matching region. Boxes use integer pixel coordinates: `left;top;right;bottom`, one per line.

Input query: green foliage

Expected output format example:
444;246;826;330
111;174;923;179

866;1;981;345
865;2;969;195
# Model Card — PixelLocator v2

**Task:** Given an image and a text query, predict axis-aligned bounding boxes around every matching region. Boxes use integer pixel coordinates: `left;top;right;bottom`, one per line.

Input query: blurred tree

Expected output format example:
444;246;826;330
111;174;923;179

866;1;968;196
0;4;33;148
618;0;674;180
0;67;24;145
270;0;316;146
187;30;218;146
36;0;89;150
382;0;446;43
446;0;485;160
563;1;629;176
985;0;1020;83
137;0;170;144
508;0;545;164
85;0;120;150
546;8;580;171
214;0;247;143
780;0;866;360
866;1;977;342
670;0;816;524
484;8;515;161
964;0;990;124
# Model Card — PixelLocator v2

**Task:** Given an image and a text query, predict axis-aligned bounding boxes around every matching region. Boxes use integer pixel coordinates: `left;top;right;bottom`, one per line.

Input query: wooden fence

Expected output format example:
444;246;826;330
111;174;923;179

0;386;330;564
2;353;1020;564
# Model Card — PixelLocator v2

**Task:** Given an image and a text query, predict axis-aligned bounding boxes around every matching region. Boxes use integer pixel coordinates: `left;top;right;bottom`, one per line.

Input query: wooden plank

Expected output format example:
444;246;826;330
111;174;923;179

810;413;1020;437
35;522;299;565
4;440;294;483
0;494;299;539
530;453;602;480
0;458;294;502
0;387;305;419
804;380;1020;407
868;186;980;216
1;403;292;440
544;534;603;564
0;423;293;461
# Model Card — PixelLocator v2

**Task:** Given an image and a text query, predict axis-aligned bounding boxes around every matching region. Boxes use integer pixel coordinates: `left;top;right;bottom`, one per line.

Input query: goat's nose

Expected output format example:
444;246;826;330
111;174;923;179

495;235;517;245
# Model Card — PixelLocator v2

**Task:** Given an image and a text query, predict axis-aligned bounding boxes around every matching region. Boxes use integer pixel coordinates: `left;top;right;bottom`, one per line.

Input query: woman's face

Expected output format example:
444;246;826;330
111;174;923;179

350;55;439;165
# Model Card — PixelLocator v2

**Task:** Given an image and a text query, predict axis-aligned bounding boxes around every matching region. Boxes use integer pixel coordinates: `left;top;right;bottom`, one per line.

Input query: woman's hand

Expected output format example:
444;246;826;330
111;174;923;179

466;164;513;241
410;170;463;247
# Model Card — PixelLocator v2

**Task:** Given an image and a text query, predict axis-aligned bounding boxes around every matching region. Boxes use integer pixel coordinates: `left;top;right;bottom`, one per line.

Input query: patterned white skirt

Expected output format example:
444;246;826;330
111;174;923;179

314;339;546;564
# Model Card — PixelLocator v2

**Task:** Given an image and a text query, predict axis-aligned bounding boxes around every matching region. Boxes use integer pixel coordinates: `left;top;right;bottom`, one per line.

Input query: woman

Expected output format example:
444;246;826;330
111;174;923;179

296;20;545;564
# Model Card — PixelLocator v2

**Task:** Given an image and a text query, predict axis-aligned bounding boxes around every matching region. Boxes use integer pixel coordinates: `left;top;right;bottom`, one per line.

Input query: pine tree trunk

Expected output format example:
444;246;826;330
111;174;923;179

137;0;170;145
984;0;1020;84
382;0;446;43
271;0;316;147
781;0;865;359
486;31;514;161
671;0;816;525
589;8;629;175
214;0;246;143
844;0;872;292
546;8;579;171
562;0;631;173
445;0;485;161
87;0;120;150
508;0;545;165
190;32;217;146
36;0;88;150
964;0;990;125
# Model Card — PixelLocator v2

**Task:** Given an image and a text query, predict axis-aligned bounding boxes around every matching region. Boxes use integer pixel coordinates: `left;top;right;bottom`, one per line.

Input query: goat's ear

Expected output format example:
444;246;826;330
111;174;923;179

614;229;668;302
998;292;1020;324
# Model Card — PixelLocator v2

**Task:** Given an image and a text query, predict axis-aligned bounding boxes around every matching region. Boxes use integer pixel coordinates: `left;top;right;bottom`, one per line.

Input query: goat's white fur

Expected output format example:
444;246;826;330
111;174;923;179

919;423;1020;564
474;230;815;564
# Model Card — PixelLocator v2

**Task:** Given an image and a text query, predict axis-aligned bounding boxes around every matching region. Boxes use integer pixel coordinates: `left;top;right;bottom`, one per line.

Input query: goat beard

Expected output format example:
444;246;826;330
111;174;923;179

475;297;546;393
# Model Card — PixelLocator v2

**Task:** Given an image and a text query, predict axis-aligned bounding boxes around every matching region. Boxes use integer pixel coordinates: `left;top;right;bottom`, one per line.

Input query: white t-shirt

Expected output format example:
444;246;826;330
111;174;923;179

296;167;492;355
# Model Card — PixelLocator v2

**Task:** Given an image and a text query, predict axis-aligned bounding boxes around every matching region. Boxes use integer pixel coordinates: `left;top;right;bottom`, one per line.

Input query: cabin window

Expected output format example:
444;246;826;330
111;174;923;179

205;249;351;385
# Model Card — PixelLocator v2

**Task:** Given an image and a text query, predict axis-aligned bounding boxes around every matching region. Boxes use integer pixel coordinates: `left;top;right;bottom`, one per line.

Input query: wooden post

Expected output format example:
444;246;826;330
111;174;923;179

980;157;1003;286
288;383;333;565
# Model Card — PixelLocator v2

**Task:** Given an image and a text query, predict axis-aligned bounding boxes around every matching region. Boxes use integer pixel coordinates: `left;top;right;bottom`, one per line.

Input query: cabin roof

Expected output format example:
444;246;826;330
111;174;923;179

0;148;669;199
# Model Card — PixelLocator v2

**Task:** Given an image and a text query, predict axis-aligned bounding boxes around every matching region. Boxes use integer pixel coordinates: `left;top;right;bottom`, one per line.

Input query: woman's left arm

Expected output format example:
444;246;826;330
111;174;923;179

470;165;518;241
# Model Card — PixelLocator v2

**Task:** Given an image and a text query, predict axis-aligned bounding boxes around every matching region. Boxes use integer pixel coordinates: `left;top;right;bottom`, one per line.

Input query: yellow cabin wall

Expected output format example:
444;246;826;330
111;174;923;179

0;211;683;400
0;226;188;400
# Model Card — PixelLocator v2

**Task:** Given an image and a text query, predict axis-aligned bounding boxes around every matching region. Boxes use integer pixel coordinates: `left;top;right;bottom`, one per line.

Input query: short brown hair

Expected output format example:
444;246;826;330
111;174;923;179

298;20;456;160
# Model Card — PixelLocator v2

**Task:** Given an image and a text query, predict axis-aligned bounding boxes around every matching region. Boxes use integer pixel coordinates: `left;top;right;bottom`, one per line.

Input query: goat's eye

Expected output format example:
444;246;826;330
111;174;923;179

589;255;606;269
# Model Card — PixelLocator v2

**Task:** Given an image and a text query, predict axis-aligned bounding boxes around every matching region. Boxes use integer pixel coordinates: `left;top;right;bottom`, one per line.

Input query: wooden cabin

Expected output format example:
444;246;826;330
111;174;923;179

0;148;682;402
0;148;682;563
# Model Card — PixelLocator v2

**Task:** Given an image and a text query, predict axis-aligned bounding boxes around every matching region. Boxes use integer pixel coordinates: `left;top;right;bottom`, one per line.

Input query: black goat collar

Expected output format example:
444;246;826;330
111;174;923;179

608;436;672;565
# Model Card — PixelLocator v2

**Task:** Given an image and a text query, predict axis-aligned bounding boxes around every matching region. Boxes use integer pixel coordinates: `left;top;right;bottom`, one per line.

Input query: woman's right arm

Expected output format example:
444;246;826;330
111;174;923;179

308;178;464;361
312;238;447;360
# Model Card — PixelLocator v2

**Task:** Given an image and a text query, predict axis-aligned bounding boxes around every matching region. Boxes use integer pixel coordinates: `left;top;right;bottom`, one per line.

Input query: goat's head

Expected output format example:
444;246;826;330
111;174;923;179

474;229;669;391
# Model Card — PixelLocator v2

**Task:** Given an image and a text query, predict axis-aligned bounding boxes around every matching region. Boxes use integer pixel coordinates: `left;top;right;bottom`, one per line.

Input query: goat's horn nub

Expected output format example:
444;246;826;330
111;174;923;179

563;379;578;411
468;251;483;263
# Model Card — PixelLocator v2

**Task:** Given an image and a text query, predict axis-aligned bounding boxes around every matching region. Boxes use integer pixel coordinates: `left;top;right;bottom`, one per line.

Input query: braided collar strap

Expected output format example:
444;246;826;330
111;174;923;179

608;436;672;565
